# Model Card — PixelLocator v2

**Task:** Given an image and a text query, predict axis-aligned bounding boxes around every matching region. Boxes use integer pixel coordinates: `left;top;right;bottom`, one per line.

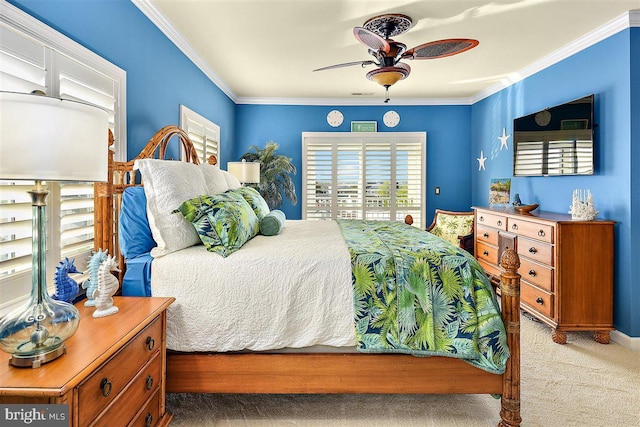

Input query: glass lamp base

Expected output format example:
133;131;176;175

9;342;66;368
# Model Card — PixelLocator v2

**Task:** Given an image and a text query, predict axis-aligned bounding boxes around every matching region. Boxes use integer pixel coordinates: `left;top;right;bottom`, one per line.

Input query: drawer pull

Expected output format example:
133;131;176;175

529;247;538;254
146;336;155;351
496;220;502;226
483;232;489;238
528;269;537;277
100;378;112;397
511;224;518;230
145;375;154;390
536;297;544;305
483;251;489;256
145;413;153;427
538;229;545;237
479;216;484;222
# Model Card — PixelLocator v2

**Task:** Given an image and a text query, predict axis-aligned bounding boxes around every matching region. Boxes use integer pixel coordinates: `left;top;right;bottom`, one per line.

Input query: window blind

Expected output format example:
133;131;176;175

0;8;125;314
180;105;220;164
302;132;426;228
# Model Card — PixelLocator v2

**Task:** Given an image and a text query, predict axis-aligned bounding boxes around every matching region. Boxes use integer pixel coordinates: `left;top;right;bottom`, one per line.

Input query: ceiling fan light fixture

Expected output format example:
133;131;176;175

366;65;410;87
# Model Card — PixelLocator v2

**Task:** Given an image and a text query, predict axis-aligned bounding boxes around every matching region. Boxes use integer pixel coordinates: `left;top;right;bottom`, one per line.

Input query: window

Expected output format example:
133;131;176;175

302;132;426;228
0;3;126;314
180;105;220;165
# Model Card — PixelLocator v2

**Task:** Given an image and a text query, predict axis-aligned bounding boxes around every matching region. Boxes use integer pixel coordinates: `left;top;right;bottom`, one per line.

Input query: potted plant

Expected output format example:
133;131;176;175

240;141;297;209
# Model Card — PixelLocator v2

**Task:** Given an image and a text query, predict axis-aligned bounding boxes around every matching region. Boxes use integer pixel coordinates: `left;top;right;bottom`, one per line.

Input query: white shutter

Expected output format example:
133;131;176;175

180;105;220;164
0;5;125;314
302;132;426;228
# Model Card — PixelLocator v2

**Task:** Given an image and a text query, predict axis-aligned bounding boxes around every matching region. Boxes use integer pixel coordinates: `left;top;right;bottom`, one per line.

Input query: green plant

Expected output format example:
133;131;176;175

240;141;297;209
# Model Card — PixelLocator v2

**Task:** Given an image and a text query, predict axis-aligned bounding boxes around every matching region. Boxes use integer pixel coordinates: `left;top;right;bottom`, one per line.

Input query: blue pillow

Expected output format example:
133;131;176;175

259;209;285;236
119;186;156;259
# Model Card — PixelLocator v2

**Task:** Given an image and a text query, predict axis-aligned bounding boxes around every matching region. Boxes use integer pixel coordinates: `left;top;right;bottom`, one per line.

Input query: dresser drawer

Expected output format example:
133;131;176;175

517;237;553;266
476;212;507;230
90;353;162;427
522;282;554;319
78;317;162;426
477;242;499;265
128;390;161;427
519;257;553;292
476;224;499;246
507;218;553;243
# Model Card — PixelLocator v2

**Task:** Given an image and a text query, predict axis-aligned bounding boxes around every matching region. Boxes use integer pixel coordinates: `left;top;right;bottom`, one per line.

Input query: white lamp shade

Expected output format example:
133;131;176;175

227;160;260;184
0;91;109;182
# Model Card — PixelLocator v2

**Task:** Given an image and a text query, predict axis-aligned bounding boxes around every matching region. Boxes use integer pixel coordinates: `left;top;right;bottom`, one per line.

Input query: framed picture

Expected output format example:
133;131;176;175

351;121;377;132
561;119;588;130
489;178;511;207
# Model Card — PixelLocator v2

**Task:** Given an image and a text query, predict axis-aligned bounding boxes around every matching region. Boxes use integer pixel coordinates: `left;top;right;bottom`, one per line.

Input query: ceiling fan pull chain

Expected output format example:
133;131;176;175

384;86;390;103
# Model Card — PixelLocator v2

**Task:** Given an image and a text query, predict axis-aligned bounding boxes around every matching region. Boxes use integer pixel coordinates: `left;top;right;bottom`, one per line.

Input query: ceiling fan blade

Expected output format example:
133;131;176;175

313;60;376;72
353;27;390;54
403;39;479;60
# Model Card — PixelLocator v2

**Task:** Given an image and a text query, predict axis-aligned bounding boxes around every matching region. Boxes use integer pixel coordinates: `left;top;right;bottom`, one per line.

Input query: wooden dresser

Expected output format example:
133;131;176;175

0;297;174;427
473;207;614;344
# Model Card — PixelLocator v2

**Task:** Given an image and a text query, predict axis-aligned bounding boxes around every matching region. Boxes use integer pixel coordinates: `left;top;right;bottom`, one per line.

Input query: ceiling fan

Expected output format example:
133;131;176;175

313;14;479;102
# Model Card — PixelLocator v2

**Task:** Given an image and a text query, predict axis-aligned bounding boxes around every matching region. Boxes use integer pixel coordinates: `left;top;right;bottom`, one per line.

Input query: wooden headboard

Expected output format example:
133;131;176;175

93;125;214;278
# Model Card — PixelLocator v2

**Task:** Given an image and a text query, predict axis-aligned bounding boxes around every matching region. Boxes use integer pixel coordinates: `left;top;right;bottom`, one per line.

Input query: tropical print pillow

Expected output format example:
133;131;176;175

227;187;270;219
174;193;259;257
430;213;474;246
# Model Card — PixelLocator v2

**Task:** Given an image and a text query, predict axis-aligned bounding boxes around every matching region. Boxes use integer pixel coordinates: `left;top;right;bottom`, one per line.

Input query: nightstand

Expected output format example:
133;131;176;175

0;296;174;427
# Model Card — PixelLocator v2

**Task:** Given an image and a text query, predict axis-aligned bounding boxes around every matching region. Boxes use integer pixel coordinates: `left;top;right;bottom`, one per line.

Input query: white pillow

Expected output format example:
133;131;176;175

220;169;242;189
199;163;228;194
134;159;208;257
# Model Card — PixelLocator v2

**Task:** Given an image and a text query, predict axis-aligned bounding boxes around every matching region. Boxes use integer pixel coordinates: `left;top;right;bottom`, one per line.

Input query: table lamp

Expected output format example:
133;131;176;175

0;91;109;367
227;159;260;186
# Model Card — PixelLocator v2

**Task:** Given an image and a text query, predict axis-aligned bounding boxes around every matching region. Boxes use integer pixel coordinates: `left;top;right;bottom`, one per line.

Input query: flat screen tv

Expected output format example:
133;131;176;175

513;94;594;176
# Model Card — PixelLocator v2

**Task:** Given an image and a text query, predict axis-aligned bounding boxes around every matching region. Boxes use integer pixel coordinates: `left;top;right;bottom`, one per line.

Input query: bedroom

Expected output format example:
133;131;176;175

0;0;638;426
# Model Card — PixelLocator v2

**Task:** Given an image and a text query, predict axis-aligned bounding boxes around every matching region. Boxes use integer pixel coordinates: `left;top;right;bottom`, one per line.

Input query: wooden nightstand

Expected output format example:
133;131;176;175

0;296;174;427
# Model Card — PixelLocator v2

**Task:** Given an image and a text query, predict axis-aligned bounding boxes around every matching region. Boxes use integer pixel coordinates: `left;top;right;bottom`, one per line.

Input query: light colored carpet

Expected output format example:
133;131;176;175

166;316;640;426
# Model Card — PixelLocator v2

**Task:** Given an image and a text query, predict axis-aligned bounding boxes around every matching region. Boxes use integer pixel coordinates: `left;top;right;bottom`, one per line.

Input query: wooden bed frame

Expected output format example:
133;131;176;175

94;126;522;427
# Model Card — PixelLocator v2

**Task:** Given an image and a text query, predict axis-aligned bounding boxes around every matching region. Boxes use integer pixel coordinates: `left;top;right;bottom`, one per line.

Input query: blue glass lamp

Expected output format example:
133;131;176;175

0;91;109;367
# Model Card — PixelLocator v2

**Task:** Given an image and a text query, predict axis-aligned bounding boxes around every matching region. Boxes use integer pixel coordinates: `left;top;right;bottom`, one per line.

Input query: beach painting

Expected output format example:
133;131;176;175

489;178;511;206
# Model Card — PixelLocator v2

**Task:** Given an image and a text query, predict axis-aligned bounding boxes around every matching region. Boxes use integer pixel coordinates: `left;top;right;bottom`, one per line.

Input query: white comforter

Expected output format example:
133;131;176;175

151;220;357;352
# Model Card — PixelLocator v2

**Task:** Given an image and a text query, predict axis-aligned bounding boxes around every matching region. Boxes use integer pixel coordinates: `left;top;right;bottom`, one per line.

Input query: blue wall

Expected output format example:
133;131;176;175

235;104;472;222
471;29;638;337
8;0;237;163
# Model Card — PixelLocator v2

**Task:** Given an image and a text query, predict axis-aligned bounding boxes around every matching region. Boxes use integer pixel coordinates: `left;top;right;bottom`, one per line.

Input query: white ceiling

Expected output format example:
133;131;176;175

137;0;639;104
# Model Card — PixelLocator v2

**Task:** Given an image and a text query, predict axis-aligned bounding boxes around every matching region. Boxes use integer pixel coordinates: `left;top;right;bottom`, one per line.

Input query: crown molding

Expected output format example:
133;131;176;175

131;0;238;103
471;9;638;104
236;96;473;106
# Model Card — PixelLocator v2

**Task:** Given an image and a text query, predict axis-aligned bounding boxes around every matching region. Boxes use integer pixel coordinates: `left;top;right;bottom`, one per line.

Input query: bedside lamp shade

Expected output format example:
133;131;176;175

228;159;260;184
0;91;109;367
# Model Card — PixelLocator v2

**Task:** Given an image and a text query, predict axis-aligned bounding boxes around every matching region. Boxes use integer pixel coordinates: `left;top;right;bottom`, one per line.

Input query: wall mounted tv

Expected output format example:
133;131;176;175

513;94;594;176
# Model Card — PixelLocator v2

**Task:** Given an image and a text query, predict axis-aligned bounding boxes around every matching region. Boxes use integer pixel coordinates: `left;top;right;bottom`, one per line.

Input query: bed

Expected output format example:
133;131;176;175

94;125;522;426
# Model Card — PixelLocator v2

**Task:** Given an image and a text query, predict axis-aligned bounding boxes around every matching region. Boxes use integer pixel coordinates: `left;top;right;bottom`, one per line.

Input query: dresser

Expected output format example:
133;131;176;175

0;297;174;427
473;207;615;344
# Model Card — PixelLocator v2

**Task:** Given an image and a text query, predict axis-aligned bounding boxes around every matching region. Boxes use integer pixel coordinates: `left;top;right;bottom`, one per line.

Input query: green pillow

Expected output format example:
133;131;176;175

227;187;270;219
174;193;259;257
260;209;285;236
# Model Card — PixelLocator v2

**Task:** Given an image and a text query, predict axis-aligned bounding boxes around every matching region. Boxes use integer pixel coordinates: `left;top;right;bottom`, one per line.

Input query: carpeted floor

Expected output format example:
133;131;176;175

165;316;640;426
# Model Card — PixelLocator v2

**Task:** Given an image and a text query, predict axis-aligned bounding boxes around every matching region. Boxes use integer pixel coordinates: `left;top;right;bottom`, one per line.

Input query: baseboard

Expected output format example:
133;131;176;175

610;330;640;351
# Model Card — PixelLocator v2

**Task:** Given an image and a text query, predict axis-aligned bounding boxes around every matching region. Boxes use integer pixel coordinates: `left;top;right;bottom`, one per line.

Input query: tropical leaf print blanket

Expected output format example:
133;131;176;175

337;219;509;374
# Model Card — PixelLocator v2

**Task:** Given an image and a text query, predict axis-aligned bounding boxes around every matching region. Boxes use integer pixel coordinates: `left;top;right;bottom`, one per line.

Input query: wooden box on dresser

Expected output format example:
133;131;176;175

473;207;615;344
0;297;174;427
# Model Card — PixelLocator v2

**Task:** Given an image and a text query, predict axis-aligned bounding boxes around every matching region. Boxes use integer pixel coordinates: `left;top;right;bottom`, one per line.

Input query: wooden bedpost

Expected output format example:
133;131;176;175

94;129;115;255
498;249;521;427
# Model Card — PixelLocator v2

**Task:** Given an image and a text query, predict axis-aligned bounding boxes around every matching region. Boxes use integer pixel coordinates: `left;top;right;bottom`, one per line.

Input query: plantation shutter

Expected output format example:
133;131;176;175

302;132;426;228
0;8;124;313
180;105;220;165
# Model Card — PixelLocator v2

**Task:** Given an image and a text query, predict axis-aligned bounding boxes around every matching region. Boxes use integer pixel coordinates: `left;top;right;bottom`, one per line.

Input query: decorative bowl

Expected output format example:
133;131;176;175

513;203;539;213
